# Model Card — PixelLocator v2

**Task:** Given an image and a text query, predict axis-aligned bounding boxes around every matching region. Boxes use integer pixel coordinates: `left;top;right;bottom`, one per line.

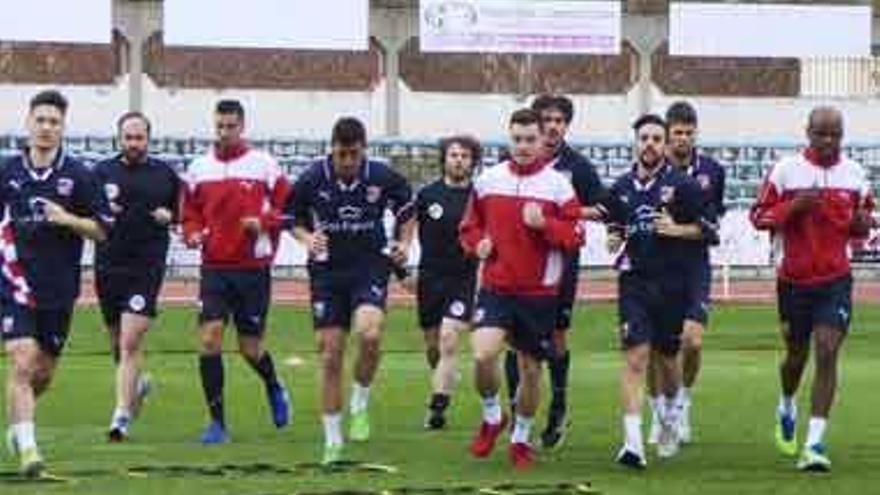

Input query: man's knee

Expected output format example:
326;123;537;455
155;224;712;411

624;345;651;374
199;322;224;354
682;321;703;352
317;330;345;373
354;306;384;343
552;329;568;354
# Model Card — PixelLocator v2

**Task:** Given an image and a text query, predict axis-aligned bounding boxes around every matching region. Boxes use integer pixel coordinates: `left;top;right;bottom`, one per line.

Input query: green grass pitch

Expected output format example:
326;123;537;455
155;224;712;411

1;303;880;494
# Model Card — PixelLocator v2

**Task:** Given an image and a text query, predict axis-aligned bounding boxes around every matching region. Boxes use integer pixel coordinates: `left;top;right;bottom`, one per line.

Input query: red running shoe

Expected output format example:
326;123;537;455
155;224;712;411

508;442;534;470
469;414;508;458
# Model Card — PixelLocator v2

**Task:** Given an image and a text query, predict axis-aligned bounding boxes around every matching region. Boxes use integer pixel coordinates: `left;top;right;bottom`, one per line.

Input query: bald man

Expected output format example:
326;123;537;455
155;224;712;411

751;106;874;472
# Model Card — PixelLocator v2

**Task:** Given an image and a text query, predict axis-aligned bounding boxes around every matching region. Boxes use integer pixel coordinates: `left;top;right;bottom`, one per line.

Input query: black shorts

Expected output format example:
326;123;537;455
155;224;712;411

199;267;271;336
472;288;557;360
683;259;711;325
777;275;852;343
309;263;390;330
1;304;74;357
417;269;476;329
618;272;686;355
555;253;580;331
95;263;166;328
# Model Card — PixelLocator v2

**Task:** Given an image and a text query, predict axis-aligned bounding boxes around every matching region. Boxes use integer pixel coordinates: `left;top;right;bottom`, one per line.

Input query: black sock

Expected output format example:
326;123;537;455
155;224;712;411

249;352;280;391
504;350;520;406
199;354;225;427
429;393;450;412
548;351;570;414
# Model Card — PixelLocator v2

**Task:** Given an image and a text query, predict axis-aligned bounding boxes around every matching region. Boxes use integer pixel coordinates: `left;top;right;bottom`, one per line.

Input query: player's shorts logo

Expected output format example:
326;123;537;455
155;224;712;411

449;300;465;317
619;321;630;340
428;203;444;220
104;183;120;201
56;177;74;197
313;301;326;319
129;294;146;312
473;308;485;324
1;316;13;334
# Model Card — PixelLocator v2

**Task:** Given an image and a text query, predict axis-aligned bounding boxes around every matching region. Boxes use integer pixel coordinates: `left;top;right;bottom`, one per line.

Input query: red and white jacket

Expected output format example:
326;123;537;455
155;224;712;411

750;149;874;286
459;159;583;296
182;143;291;269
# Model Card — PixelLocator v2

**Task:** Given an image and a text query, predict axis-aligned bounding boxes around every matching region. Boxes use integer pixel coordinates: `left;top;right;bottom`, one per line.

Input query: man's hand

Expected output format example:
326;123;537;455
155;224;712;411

151;207;173;226
653;212;681;238
185;231;204;249
581;205;606;221
522;201;546;229
476;237;493;260
42;199;75;228
241;216;262;235
387;241;409;266
307;231;329;259
789;188;820;216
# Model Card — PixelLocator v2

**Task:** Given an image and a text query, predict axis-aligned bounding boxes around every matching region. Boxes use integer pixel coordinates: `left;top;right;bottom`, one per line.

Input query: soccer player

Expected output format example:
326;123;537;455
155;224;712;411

287;117;415;465
461;108;583;470
606;114;713;468
751;106;873;472
647;101;725;444
181;100;291;444
93;111;181;441
1;90;112;476
414;135;480;429
504;94;607;449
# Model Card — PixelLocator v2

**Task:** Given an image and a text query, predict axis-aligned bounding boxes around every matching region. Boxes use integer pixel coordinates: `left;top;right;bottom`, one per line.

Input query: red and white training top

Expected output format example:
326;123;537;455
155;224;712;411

182;143;291;269
750;149;875;286
459;159;583;296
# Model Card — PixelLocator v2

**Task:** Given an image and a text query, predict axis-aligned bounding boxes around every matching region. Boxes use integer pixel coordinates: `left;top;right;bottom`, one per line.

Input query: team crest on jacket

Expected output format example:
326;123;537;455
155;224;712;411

697;174;711;190
366;186;382;204
428;202;444;220
104;183;120;200
56;177;74;197
660;186;675;203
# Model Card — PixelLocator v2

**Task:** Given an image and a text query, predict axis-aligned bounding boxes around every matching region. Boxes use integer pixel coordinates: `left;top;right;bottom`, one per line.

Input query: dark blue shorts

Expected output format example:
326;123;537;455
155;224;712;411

777;275;852;343
1;303;73;357
309;263;390;330
472;288;557;360
417;269;476;329
618;272;686;355
95;262;166;328
683;260;711;325
199;267;271;335
555;253;580;331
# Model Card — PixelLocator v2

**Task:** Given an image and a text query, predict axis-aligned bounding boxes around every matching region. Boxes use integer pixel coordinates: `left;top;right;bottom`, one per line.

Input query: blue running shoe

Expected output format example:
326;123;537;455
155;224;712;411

199;421;229;444
268;384;291;429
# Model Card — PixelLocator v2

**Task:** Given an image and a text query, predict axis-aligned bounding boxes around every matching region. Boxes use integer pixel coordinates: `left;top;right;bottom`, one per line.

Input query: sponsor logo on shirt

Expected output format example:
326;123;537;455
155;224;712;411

428;202;444;220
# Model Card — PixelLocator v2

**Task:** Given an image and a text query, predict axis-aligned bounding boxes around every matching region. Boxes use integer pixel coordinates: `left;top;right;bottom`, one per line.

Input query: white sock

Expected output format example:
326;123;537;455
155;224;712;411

778;395;796;417
805;417;827;448
322;413;343;447
511;415;533;444
681;387;691;405
663;395;681;426
349;383;370;414
650;395;662;412
111;407;131;429
623;414;643;455
12;422;36;451
481;395;502;425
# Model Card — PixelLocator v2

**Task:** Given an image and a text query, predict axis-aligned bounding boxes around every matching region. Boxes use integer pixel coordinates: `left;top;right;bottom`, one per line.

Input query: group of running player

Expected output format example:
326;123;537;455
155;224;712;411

0;89;872;477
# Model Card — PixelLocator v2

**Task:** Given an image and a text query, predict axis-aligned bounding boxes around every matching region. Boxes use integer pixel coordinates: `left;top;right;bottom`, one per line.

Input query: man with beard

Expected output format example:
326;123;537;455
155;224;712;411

414;135;481;430
751;106;873;472
93;111;181;441
606;114;713;468
503;95;607;449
